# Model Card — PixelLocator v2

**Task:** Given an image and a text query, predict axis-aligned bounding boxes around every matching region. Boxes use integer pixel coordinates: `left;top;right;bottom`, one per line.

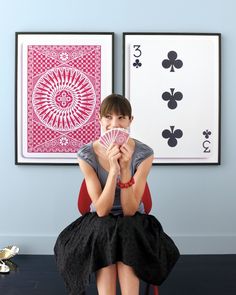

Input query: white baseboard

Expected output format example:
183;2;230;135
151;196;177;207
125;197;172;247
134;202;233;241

174;234;236;254
0;235;56;255
1;234;236;255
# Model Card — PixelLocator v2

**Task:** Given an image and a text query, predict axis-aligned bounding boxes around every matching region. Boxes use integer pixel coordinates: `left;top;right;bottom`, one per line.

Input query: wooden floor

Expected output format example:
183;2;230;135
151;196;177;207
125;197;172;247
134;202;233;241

0;255;235;294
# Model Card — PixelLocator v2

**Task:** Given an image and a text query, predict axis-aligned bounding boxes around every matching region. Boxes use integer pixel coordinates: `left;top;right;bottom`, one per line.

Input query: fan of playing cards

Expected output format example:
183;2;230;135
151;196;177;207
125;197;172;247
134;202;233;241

98;128;130;149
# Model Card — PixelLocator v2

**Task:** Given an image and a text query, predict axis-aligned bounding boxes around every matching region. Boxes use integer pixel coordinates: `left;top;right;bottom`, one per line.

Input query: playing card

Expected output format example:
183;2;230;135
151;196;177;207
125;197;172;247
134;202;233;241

99;128;129;149
98;135;109;149
27;44;101;156
98;132;111;149
114;128;129;145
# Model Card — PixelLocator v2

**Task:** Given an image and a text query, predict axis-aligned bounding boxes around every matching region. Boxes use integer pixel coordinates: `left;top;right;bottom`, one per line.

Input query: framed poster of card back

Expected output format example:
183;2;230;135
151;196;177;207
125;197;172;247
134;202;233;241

16;32;114;164
123;33;221;165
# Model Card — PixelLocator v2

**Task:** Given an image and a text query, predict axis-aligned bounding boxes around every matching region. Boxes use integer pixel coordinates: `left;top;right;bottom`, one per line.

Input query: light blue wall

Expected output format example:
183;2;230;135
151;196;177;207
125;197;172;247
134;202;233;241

1;0;235;254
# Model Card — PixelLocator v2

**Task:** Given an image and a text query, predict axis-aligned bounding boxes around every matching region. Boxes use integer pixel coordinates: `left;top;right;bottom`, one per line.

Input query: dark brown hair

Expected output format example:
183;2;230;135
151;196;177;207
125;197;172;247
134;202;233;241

100;94;132;118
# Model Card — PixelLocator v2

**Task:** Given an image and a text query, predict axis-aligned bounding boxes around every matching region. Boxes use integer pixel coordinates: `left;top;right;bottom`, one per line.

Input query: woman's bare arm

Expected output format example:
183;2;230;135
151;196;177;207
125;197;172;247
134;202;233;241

119;155;154;216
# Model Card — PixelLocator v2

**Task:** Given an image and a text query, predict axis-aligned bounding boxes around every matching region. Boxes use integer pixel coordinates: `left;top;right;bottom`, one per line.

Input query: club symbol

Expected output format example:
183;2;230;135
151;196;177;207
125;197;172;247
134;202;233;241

133;59;142;68
162;88;183;109
162;126;183;147
203;129;212;139
162;51;183;72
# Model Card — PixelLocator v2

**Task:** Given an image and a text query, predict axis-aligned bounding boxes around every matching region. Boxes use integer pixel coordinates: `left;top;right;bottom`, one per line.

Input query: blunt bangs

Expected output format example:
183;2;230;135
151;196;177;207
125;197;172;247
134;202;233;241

100;94;132;118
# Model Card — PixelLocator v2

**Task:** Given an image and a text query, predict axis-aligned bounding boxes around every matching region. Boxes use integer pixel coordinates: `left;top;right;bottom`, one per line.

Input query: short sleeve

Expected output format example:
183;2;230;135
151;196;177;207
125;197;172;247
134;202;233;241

77;144;97;171
133;141;154;169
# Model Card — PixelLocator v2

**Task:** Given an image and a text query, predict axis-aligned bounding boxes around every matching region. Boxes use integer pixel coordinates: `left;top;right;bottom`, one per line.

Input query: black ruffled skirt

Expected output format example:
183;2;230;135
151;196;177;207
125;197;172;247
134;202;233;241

54;212;180;295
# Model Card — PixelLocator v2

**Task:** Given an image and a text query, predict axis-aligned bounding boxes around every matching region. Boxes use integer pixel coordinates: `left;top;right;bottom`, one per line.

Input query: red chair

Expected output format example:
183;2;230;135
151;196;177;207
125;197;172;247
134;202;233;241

78;179;159;295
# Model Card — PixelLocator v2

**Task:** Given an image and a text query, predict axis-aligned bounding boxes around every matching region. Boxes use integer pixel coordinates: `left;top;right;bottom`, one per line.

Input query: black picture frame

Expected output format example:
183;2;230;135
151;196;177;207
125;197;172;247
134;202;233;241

15;32;114;165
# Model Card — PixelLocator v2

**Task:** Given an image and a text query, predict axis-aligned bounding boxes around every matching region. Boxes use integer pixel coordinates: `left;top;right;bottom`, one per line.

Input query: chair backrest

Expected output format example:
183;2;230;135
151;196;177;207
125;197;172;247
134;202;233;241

78;179;152;214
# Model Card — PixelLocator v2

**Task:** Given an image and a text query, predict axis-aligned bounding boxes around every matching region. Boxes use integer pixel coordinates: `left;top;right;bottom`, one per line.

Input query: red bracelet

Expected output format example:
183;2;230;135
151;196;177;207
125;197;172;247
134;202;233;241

117;177;135;189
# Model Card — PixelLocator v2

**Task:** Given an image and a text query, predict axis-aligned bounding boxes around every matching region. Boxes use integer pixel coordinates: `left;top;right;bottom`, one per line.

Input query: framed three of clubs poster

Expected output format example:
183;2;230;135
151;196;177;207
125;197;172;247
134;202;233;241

15;32;114;164
123;32;221;165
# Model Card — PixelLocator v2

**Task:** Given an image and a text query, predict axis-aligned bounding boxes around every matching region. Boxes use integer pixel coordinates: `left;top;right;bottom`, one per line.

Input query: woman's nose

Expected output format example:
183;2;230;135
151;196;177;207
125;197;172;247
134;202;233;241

110;118;119;128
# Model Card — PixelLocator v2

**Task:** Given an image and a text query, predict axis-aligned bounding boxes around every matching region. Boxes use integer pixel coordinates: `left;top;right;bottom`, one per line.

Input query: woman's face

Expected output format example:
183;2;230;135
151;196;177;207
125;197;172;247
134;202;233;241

100;112;133;132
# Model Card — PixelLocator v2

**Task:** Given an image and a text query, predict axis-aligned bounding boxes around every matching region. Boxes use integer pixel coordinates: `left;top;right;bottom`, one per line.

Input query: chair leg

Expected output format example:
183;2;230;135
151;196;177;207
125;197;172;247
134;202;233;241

145;283;150;295
152;285;159;295
145;283;159;295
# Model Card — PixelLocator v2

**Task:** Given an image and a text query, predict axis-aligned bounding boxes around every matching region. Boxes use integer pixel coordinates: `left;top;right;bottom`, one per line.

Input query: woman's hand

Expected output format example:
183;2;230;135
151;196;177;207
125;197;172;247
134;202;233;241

119;143;134;170
106;143;121;175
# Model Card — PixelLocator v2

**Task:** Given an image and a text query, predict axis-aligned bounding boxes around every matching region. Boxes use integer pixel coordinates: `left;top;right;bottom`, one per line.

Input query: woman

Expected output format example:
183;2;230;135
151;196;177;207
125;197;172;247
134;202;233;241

54;94;180;295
